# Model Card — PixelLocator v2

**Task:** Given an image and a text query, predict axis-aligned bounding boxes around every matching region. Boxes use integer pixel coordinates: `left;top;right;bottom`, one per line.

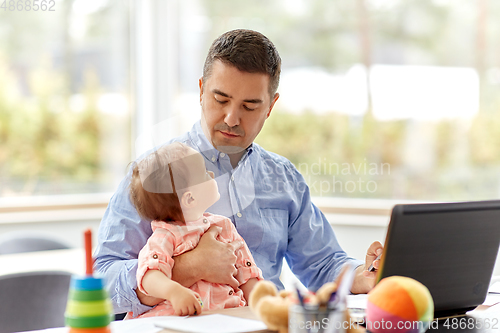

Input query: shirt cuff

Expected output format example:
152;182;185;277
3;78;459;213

347;259;365;295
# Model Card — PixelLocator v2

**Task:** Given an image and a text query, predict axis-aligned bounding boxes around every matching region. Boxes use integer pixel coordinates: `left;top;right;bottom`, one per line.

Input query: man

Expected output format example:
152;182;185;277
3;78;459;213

95;29;383;317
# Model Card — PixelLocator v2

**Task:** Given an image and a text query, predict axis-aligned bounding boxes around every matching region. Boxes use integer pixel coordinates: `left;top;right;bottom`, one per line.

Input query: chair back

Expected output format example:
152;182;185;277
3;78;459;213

0;271;72;333
0;231;71;254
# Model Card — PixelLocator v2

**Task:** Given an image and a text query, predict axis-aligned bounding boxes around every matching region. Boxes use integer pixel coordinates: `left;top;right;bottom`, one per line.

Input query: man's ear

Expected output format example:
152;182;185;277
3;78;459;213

267;92;280;118
180;191;196;209
199;77;204;105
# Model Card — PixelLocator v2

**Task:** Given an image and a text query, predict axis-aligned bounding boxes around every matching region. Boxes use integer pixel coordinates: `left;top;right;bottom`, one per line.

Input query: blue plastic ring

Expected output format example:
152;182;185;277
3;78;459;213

70;276;106;291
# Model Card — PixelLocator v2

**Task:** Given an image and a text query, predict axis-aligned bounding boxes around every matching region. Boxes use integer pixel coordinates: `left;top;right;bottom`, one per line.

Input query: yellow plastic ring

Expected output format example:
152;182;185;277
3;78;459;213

65;299;113;317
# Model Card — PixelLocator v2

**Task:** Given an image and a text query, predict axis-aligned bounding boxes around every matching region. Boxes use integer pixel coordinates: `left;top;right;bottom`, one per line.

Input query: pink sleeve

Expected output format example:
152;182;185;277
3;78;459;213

223;218;264;286
136;228;176;295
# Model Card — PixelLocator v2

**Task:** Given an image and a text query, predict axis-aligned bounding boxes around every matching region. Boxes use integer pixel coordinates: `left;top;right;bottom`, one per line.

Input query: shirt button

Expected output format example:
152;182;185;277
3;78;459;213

152;254;158;259
237;212;242;218
211;156;216;162
203;218;208;224
246;261;252;267
229;290;233;295
231;175;234;181
220;153;225;157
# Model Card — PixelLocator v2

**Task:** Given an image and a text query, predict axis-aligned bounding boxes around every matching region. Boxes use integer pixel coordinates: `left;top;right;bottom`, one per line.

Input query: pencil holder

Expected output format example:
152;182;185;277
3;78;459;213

64;275;114;333
289;304;348;333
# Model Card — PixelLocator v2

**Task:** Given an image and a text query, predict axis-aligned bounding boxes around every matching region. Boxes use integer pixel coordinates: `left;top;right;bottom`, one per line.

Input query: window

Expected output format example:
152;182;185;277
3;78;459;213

0;0;131;197
163;0;500;201
4;0;500;203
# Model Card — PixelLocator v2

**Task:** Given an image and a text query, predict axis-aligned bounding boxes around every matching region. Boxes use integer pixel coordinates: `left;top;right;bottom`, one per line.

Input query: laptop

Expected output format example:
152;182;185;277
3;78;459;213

376;200;500;319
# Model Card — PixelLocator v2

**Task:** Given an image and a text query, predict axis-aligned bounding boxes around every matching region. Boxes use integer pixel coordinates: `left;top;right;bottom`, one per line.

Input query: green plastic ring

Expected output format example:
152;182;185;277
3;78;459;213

69;289;109;302
65;314;114;328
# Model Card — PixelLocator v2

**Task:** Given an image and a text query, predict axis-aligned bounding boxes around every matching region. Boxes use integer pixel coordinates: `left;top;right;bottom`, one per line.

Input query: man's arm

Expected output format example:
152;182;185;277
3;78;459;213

282;162;364;291
94;180;154;316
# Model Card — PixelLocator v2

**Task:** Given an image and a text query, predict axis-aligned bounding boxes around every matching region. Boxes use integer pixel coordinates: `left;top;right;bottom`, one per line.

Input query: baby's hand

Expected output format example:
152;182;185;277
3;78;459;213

169;285;203;316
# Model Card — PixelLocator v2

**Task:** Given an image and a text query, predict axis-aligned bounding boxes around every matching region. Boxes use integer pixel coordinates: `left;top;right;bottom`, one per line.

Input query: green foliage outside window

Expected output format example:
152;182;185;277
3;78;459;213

256;107;500;200
0;56;121;195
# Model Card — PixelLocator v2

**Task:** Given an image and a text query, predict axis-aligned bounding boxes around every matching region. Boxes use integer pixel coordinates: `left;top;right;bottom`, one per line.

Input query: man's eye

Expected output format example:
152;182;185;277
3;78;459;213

243;105;255;111
215;99;227;104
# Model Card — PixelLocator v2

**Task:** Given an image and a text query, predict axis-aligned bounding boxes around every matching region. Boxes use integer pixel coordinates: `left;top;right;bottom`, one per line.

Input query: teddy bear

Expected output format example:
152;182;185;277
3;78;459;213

249;280;364;333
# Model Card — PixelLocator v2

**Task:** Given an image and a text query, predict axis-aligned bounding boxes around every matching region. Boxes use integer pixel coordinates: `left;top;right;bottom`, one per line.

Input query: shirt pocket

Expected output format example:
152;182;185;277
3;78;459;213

254;208;288;262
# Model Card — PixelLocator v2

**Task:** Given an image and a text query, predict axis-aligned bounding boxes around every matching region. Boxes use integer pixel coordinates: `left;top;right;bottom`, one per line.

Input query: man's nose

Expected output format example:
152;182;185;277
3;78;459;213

223;105;240;128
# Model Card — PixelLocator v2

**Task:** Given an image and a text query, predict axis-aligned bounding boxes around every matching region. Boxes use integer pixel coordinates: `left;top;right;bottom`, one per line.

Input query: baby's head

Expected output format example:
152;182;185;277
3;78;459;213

129;142;219;223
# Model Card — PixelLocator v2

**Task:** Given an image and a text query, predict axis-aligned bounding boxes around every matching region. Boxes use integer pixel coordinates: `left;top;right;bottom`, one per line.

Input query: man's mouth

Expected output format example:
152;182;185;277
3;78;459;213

219;131;240;138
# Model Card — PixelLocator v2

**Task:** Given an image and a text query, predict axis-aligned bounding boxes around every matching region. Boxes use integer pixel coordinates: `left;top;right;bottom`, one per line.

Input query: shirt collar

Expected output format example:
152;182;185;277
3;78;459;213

189;121;217;162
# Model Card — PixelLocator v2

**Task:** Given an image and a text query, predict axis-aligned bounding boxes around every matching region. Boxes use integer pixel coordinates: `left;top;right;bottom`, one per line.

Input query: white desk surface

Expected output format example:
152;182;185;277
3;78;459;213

18;307;273;333
17;303;500;333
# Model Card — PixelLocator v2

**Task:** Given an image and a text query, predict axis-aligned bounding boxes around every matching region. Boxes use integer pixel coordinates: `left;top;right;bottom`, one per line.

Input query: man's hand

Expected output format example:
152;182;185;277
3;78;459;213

172;225;244;289
196;226;244;288
350;241;383;294
169;285;203;316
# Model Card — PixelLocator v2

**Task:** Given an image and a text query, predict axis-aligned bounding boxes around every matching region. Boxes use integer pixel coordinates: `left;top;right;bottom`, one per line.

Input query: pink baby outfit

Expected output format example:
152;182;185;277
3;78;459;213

133;213;263;318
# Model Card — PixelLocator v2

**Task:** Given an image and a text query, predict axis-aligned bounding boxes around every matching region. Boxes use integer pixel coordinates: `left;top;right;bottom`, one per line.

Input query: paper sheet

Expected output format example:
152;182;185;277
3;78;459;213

154;314;268;333
482;293;500;306
467;302;500;319
111;316;166;333
489;281;500;294
347;294;368;309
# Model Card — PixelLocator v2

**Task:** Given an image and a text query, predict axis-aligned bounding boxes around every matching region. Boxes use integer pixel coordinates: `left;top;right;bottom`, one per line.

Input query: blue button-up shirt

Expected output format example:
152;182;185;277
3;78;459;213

94;121;362;316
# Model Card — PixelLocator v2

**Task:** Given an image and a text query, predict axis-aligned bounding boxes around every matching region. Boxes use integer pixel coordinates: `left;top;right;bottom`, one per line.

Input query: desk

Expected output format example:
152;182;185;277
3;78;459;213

3;250;499;333
0;248;84;276
18;307;273;333
19;306;500;333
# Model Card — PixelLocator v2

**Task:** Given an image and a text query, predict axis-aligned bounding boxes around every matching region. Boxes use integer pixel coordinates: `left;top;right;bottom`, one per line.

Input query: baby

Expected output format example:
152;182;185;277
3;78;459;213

128;142;262;318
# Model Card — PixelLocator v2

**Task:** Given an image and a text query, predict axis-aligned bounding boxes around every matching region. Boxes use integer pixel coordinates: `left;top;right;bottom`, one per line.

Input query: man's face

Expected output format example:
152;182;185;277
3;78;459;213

199;60;279;154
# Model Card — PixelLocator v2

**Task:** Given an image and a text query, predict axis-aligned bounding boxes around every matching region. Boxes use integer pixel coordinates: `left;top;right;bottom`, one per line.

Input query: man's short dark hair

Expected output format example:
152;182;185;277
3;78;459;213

202;29;281;97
